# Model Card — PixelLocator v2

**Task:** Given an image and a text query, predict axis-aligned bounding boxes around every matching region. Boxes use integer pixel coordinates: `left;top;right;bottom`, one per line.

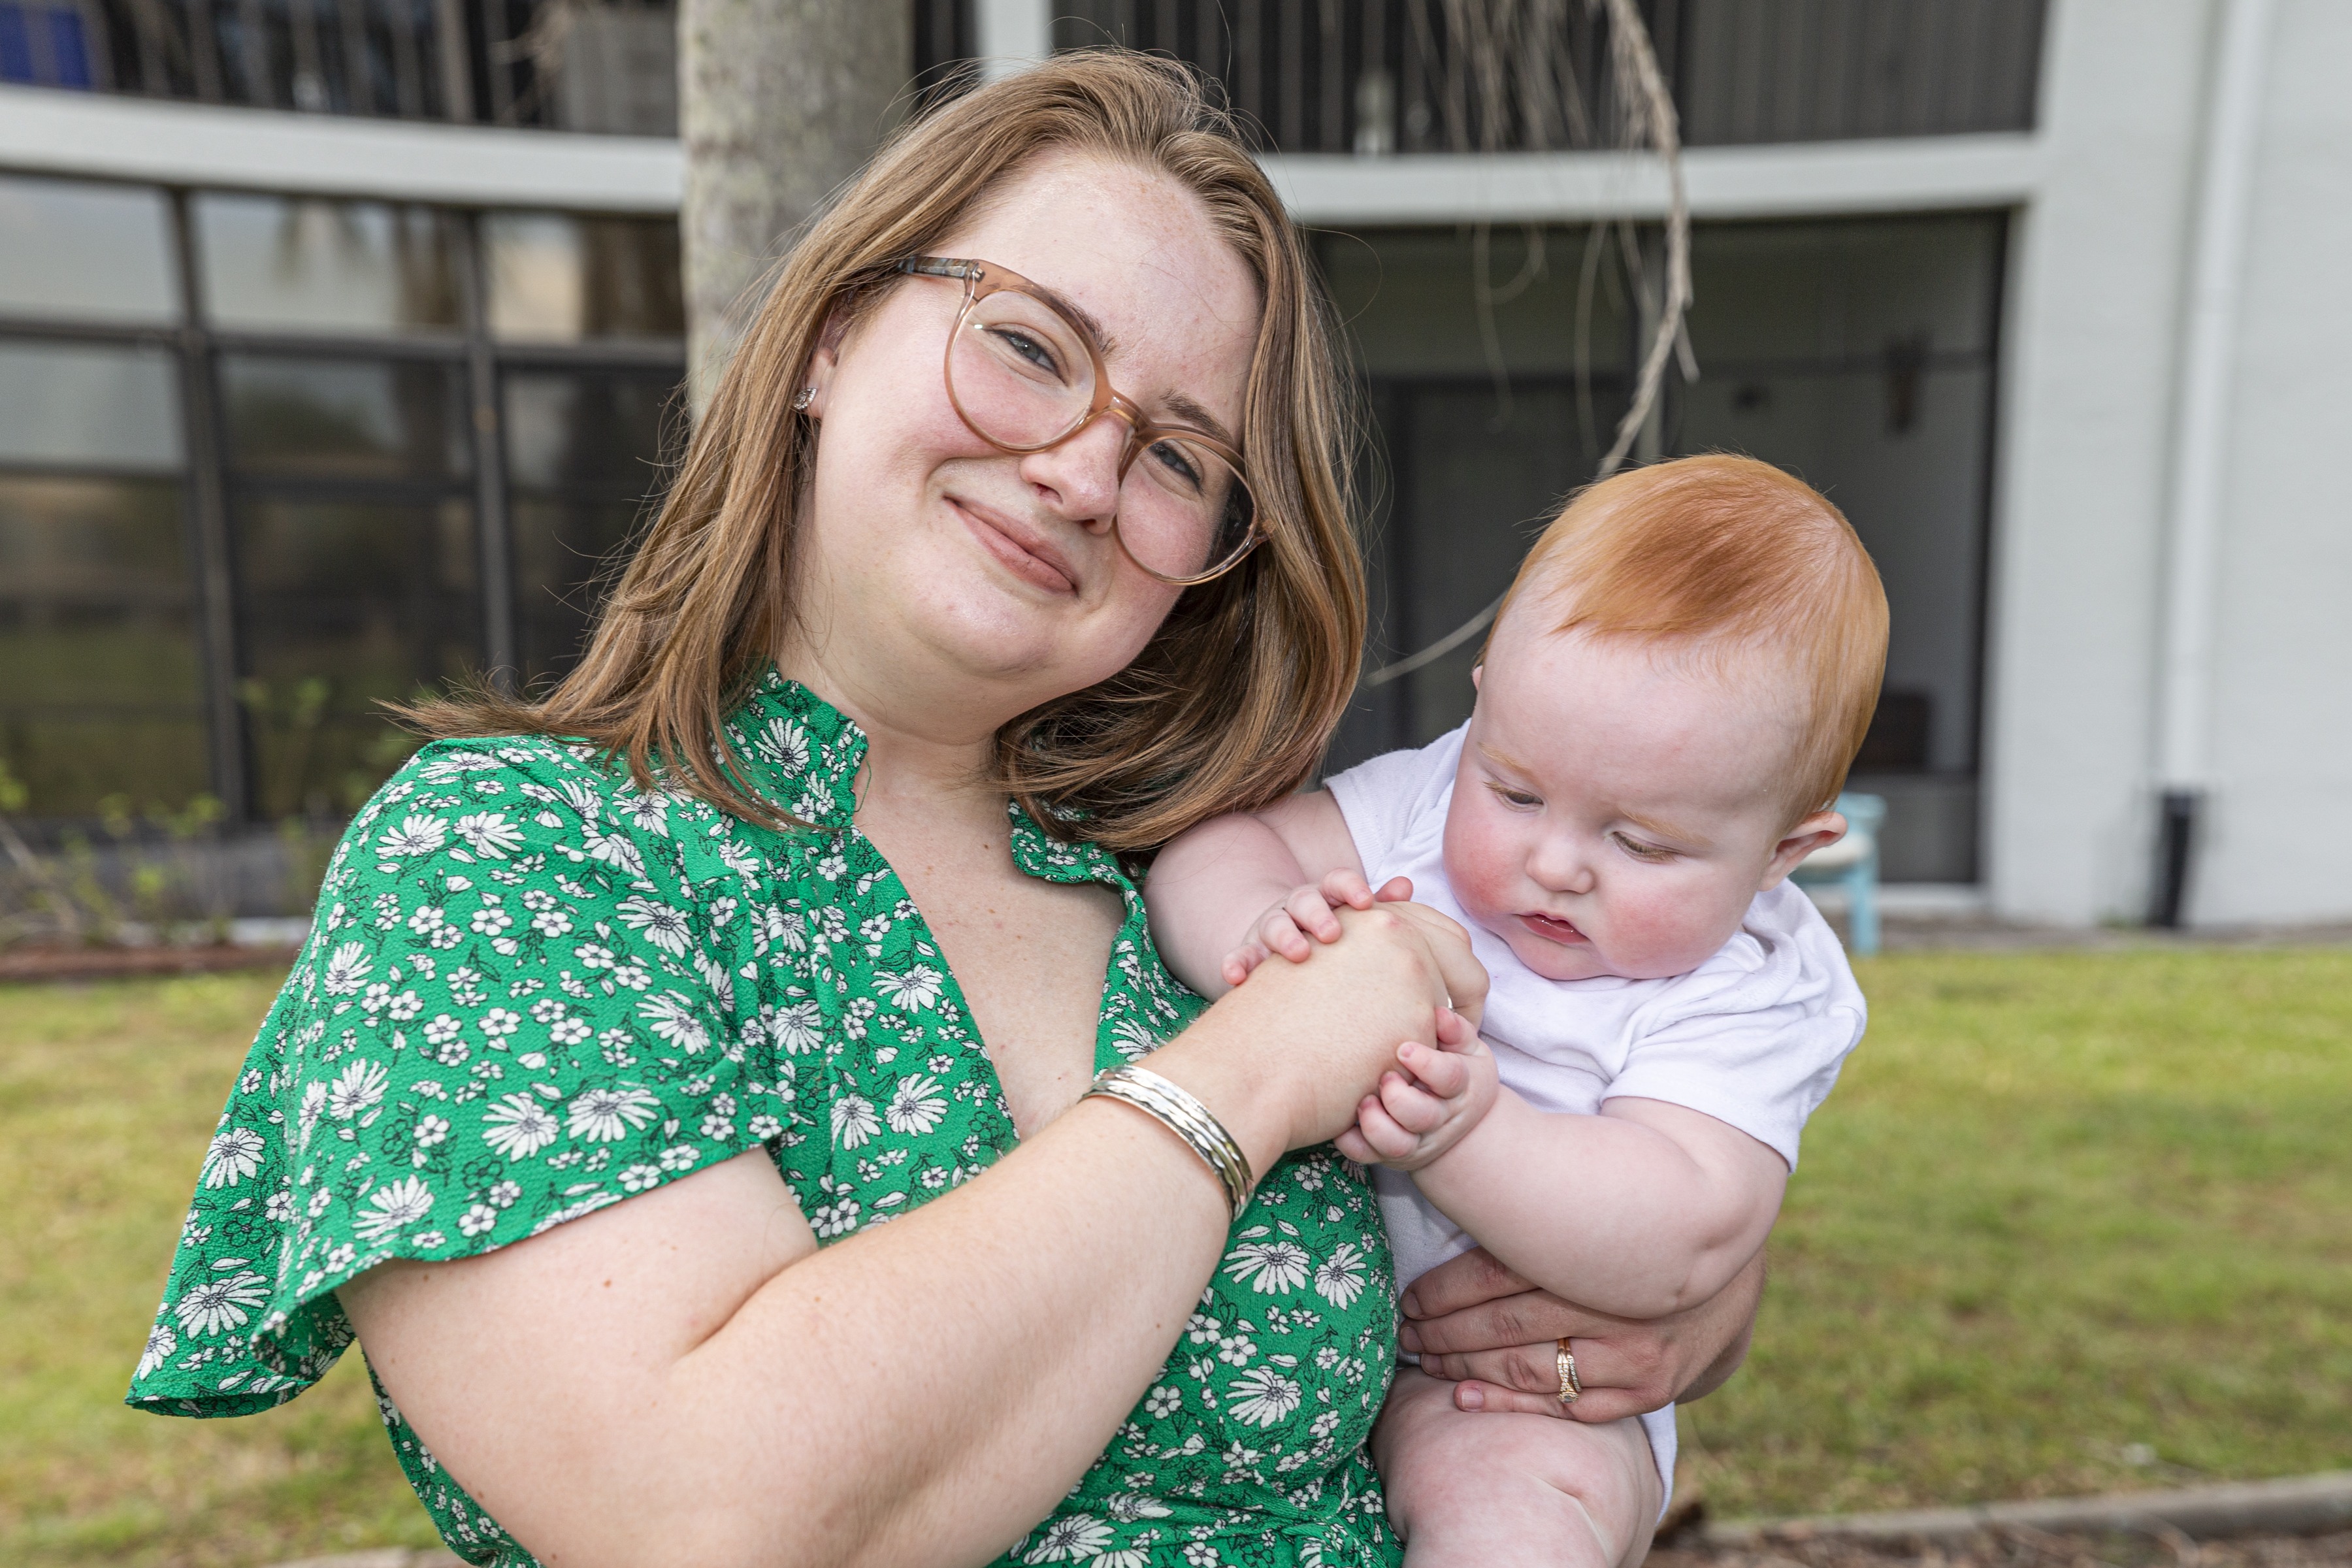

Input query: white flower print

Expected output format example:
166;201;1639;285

327;1059;389;1122
755;715;809;772
612;789;674;834
482;1093;561;1158
376;814;448;857
173;1267;268;1336
1144;1386;1181;1418
320;941;372;996
1024;1514;1112;1562
1223;1239;1312;1295
1226;1365;1303;1428
1107;1016;1164;1064
1313;1242;1368;1310
885;1075;948;1135
1102;1492;1172;1523
354;1177;434;1242
455;811;524;858
580;820;644;875
872;964;944;1012
638;991;710;1054
201;1127;266;1188
137;1322;178;1378
458;1203;498;1237
831;1093;880;1149
615;894;692;955
567;1085;661;1143
772;1000;823;1054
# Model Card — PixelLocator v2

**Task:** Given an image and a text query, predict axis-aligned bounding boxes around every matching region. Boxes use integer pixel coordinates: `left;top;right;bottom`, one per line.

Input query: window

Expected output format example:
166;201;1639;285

0;182;685;828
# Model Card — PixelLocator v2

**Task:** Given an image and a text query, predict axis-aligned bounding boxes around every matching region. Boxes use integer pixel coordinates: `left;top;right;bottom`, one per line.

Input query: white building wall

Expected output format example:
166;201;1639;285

2193;0;2352;923
1984;0;2212;925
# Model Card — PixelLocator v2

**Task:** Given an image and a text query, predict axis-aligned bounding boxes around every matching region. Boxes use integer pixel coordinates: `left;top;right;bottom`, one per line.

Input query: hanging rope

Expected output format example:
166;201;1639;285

1365;0;1691;688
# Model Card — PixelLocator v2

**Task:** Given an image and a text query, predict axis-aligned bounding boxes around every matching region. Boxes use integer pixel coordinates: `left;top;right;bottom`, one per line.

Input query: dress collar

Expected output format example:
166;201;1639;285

725;668;868;832
725;668;1131;892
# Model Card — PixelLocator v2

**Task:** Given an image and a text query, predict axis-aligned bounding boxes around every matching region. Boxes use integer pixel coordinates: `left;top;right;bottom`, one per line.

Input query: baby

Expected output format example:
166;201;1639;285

1146;454;1887;1566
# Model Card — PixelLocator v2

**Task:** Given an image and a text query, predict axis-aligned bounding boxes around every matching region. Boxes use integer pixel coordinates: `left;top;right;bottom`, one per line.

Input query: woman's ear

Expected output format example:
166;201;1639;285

799;307;855;419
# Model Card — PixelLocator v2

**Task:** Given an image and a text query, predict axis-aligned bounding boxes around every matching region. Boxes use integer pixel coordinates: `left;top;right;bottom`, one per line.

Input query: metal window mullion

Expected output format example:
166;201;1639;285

455;210;516;691
167;187;250;821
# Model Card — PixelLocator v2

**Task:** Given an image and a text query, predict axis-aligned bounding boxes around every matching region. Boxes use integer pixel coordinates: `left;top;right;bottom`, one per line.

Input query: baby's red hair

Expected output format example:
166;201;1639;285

1490;453;1889;826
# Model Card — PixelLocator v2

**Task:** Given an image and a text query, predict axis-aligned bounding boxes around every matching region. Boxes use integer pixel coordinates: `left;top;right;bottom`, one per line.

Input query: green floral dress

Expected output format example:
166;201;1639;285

129;672;1403;1567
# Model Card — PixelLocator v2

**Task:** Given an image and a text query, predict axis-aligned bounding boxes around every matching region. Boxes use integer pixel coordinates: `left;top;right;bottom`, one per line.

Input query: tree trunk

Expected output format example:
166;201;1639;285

679;1;913;416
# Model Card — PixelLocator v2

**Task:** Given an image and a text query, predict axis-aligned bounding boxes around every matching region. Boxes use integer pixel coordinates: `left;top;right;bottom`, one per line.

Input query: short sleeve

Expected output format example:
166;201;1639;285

1323;723;1468;870
129;737;800;1418
1602;885;1865;1169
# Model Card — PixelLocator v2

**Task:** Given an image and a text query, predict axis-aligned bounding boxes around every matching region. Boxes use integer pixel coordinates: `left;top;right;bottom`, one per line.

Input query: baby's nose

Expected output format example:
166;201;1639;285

1528;837;1594;894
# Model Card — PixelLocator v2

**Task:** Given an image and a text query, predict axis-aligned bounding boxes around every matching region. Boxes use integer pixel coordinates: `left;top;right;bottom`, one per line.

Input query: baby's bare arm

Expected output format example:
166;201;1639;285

1407;1094;1787;1320
1144;791;1368;998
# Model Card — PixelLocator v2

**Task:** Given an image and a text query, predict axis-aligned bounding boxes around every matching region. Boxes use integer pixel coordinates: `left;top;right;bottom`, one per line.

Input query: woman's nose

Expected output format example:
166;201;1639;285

1019;412;1128;530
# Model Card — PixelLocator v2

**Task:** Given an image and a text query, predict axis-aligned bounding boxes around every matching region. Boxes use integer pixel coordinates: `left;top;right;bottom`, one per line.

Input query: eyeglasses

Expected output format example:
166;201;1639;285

896;255;1263;587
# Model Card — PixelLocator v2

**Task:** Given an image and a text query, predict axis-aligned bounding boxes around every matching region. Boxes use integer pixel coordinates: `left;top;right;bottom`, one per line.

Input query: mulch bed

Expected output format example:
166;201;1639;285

0;943;298;984
1652;1527;2352;1568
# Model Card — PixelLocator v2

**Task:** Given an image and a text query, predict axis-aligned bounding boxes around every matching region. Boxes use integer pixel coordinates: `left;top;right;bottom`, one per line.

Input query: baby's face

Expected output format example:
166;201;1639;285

1441;620;1842;983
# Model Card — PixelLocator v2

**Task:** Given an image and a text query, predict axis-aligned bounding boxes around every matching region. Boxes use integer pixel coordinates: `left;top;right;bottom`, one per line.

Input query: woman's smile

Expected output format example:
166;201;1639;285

951;493;1083;595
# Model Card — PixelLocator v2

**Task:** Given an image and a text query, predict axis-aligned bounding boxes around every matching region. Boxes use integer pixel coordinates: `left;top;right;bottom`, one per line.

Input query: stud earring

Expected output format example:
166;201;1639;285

792;386;817;412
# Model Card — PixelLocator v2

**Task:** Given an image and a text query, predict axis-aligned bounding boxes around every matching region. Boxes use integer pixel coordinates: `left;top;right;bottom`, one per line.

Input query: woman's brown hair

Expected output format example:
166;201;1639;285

406;50;1364;855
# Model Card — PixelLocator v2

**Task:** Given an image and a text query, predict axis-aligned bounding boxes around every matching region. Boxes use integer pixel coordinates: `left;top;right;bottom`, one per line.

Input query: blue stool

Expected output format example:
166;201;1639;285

1791;792;1887;956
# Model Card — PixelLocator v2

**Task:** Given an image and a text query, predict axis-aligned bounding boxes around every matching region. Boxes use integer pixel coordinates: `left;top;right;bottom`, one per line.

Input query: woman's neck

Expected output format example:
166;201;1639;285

774;638;1013;831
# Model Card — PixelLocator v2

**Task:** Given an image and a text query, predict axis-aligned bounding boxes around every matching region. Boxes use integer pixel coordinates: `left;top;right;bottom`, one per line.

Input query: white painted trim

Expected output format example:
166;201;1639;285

2155;0;2276;790
1264;134;2042;225
2;84;2039;229
0;84;681;210
973;0;1053;82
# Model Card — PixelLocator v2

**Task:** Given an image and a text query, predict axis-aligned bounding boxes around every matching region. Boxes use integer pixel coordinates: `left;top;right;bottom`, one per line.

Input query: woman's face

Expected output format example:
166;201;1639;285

794;148;1263;728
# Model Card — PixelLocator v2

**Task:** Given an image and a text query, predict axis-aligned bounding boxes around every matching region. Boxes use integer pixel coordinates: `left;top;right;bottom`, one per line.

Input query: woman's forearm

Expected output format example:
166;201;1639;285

352;1068;1245;1568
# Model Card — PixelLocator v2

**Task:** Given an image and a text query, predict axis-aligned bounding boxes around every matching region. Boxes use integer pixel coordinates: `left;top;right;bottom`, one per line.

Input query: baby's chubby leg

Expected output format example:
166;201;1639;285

1372;1367;1663;1568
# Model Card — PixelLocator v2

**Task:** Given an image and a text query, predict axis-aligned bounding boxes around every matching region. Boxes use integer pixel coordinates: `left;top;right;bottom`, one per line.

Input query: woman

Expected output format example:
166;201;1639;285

131;54;1758;1567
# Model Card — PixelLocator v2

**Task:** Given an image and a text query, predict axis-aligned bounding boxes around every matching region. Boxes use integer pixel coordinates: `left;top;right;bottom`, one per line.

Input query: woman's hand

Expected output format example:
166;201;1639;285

1396;1245;1765;1422
1151;899;1489;1166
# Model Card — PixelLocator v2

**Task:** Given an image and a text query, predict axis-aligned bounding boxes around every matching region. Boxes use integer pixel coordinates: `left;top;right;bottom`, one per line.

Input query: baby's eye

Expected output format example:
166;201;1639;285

1485;783;1542;809
1612;832;1676;862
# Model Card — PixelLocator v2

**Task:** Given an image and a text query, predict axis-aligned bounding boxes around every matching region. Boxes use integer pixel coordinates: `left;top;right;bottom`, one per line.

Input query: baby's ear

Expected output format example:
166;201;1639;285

1759;809;1846;890
1470;664;1482;690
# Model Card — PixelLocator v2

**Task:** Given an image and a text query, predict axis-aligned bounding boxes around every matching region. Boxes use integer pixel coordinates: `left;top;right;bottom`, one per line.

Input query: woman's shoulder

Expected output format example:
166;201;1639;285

127;734;819;1422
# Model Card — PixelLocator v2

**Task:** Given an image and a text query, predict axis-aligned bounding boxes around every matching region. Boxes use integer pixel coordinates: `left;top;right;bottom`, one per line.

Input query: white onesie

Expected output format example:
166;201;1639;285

1325;722;1867;1505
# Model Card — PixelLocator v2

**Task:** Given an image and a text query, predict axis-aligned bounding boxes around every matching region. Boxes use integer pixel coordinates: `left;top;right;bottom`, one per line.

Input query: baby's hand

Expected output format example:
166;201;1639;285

1333;1005;1498;1171
1221;872;1413;988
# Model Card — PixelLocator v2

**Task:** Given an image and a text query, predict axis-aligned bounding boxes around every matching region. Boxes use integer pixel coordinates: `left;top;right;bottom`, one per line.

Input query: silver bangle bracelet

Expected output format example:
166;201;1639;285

1081;1064;1257;1222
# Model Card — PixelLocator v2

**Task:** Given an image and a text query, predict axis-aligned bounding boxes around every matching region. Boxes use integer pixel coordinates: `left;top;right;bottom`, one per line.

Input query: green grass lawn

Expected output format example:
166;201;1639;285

3;949;2347;1565
1680;946;2352;1519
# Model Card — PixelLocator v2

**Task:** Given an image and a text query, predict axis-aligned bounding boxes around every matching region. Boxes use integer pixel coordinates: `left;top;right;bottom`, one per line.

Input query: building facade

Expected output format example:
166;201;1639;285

1;0;2345;928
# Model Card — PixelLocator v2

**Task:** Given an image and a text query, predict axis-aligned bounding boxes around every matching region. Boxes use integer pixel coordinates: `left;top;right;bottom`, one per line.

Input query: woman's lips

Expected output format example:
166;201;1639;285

1516;911;1588;945
954;498;1077;595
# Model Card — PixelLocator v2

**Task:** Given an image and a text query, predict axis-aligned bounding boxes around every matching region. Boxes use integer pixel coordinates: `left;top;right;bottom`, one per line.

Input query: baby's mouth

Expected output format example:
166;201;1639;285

1516;911;1588;945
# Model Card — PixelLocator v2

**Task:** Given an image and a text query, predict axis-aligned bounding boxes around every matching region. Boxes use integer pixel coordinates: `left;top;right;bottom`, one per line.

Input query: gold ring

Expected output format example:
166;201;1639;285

1556;1337;1581;1405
